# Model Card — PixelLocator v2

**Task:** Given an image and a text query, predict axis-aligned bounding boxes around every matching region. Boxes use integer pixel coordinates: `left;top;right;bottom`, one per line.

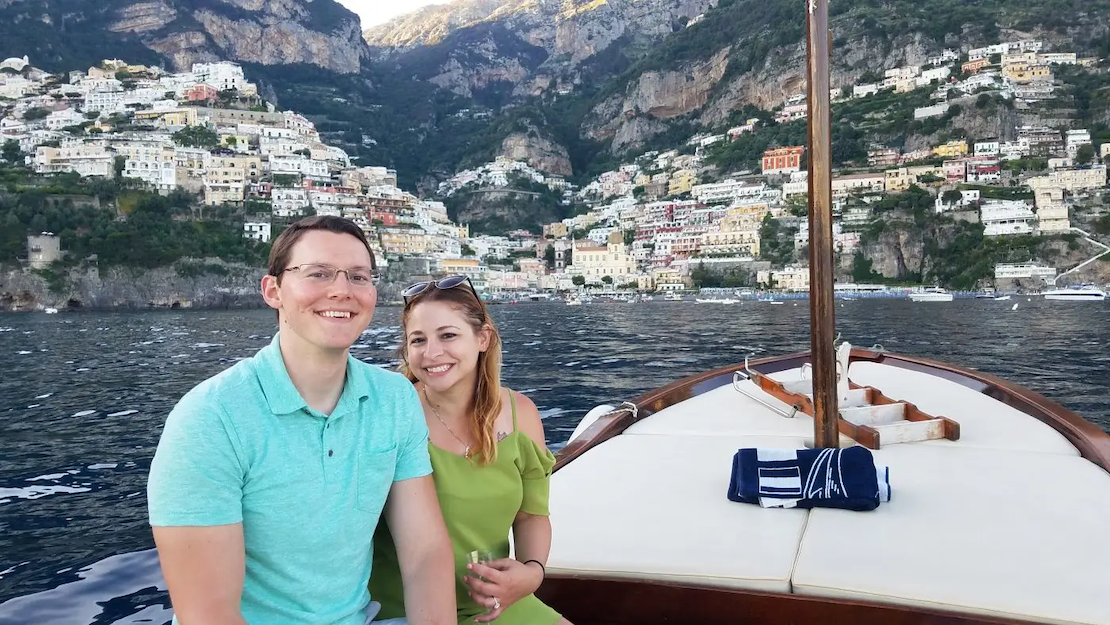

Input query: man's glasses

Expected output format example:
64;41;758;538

402;275;480;306
283;263;380;288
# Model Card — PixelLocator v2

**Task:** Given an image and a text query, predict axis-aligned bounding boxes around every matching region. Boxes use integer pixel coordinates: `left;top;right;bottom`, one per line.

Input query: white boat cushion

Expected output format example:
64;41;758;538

848;361;1079;456
792;444;1110;624
626;377;856;443
549;434;809;592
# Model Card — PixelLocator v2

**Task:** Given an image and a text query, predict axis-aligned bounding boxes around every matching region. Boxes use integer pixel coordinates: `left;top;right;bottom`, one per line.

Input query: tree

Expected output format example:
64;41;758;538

23;107;49;121
601;275;613;284
1076;144;1096;165
173;126;218;148
543;244;555;270
114;155;127;179
225;136;239;148
461;243;476;257
571;275;585;287
623;229;635;246
2;139;22;164
941;189;964;206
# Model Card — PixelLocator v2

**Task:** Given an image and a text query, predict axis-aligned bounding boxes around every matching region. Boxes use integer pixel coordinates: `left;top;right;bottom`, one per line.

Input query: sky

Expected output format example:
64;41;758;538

338;0;454;28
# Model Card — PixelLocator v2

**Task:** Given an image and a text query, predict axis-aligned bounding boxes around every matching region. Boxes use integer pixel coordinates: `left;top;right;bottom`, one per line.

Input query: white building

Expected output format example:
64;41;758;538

33;144;114;177
975;141;1001;156
1065;129;1092;159
980;200;1036;236
244;221;272;243
191;62;246;92
272;186;310;218
994;262;1056;281
690;180;766;204
914;103;949;120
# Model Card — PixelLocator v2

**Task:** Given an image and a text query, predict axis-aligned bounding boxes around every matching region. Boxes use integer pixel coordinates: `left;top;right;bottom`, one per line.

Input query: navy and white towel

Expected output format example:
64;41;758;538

728;446;891;511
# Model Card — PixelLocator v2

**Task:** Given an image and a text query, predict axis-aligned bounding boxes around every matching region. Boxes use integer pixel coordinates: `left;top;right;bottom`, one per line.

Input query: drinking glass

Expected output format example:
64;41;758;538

465;549;495;585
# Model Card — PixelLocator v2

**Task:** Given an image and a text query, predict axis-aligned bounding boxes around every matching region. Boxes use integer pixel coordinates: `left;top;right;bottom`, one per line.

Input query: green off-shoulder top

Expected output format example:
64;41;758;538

369;391;560;625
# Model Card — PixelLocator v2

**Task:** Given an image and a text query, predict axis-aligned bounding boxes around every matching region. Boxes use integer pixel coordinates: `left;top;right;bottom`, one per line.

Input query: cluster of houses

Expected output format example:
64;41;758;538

3;45;1105;294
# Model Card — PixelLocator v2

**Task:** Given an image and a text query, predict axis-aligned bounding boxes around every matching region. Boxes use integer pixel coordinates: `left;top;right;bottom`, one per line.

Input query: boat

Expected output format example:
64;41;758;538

565;296;582;306
533;2;1110;623
43;307;58;314
540;347;1110;625
663;292;685;302
695;298;739;304
993;295;1011;301
1042;285;1106;301
907;287;953;302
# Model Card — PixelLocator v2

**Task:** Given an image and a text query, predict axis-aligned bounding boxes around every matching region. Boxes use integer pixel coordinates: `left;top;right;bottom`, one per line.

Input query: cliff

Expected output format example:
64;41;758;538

0;263;265;312
0;0;369;73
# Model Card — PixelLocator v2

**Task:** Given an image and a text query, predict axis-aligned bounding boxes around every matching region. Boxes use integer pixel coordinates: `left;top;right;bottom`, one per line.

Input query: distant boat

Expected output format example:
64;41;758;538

663;293;684;302
43;307;58;314
565;296;582;306
1042;286;1106;301
695;298;739;304
908;287;953;302
993;295;1011;301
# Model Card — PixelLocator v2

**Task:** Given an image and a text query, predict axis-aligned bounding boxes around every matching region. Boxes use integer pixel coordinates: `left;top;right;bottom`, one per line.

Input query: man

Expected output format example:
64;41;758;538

148;215;455;624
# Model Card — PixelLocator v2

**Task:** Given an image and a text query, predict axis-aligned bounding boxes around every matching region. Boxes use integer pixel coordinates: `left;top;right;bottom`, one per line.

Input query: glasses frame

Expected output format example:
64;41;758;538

282;263;381;287
402;275;481;307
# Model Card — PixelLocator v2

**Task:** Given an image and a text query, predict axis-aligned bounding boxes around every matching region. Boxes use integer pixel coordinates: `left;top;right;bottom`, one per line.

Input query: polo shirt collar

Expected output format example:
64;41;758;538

256;333;371;417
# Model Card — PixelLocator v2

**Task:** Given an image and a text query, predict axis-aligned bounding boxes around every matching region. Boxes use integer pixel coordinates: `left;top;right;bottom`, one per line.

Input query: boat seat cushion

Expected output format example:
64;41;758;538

548;434;809;593
792;444;1110;624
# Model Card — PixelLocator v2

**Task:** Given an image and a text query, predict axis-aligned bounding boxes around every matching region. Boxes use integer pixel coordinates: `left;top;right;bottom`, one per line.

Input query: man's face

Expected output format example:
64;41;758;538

262;230;377;357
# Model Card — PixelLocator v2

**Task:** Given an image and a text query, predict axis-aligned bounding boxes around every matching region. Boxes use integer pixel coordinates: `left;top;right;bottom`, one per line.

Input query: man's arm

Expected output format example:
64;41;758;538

152;524;246;625
384;476;456;625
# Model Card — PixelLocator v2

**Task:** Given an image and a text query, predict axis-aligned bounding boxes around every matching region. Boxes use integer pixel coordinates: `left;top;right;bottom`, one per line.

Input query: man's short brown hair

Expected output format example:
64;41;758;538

267;215;376;283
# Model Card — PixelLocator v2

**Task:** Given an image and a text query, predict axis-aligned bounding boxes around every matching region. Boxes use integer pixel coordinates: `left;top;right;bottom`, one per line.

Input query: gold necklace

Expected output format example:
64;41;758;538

423;386;471;458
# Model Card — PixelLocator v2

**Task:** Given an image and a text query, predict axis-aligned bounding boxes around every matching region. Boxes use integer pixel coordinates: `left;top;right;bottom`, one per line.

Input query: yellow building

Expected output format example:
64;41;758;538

668;168;698;196
651;268;690;291
932;140;969;158
757;265;810;291
633;173;652;187
543;222;569;238
571;231;637;282
700;228;761;257
380;229;430;255
885;168;914;192
1003;63;1052;85
133;108;198;128
203;155;261;205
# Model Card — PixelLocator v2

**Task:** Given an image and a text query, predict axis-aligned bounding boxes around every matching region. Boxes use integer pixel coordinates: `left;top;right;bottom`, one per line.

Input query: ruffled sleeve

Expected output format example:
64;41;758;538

516;434;556;516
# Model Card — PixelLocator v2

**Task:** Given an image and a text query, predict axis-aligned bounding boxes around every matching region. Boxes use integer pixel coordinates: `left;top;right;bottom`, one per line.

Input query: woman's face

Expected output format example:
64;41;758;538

404;300;490;393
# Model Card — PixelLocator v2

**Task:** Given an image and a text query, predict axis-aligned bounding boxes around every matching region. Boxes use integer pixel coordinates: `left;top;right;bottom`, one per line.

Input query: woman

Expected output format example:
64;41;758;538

369;276;572;625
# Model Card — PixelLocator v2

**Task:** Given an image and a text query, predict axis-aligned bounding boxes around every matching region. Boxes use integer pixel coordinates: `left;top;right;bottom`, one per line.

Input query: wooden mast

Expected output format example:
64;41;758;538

805;0;839;448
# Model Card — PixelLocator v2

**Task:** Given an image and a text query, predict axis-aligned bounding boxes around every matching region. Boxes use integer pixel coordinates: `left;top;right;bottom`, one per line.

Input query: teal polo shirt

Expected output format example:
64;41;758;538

148;334;432;624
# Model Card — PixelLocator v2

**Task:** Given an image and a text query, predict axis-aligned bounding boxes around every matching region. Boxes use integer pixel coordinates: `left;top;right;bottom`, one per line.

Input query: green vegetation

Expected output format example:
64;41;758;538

0;165;268;269
758;214;799;266
173;126;218;148
691;262;752;288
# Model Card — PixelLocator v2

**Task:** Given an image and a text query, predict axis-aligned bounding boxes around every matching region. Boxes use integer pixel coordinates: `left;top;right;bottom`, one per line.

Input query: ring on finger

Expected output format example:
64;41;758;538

493;597;500;610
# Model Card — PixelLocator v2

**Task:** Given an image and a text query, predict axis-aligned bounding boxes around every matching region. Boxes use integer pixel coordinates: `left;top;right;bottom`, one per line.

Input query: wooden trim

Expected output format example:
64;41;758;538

536;576;1035;625
555;350;1110;474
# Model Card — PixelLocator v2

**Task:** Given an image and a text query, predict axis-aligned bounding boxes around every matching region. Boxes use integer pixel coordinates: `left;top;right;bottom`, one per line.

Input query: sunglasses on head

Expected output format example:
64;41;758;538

402;275;481;306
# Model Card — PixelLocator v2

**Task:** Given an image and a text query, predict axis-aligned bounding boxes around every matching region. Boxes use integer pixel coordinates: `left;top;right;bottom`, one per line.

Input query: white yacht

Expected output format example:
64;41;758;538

908;287;953;302
695;298;739;304
1042;286;1106;301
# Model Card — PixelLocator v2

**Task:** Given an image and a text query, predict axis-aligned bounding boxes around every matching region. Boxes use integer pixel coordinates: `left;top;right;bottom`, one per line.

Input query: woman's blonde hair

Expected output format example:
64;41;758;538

399;285;503;464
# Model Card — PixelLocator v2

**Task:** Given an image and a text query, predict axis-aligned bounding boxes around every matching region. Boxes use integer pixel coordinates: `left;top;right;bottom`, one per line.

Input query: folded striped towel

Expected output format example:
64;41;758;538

728;447;891;511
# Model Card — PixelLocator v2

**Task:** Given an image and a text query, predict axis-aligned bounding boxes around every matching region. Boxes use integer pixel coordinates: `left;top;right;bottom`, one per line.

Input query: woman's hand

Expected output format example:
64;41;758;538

463;558;544;622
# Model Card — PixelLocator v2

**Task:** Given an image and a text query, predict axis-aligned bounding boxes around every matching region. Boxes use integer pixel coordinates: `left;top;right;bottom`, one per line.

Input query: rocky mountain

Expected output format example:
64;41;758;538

365;0;715;100
0;0;368;73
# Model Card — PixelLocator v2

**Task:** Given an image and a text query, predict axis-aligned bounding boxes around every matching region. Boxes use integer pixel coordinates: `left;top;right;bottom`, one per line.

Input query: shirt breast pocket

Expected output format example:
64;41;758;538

357;445;397;516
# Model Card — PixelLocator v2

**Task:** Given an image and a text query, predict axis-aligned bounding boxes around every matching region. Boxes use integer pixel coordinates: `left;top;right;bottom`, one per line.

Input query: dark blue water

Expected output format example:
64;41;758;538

1;299;1108;624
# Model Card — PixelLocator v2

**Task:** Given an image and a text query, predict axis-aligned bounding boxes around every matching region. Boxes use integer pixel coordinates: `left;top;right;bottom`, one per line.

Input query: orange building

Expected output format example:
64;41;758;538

761;146;805;175
184;83;218;102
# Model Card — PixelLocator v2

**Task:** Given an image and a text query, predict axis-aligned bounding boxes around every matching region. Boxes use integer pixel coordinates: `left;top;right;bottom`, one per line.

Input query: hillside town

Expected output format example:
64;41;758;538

1;40;1108;297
